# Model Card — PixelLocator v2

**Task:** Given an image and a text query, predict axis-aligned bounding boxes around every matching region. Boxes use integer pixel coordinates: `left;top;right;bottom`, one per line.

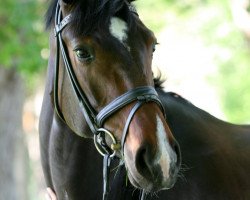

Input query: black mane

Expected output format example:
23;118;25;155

153;76;165;89
45;0;134;36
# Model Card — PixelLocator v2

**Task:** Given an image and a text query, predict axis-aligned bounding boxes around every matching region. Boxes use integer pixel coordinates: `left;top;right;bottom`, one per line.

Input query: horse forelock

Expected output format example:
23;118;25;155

45;0;135;36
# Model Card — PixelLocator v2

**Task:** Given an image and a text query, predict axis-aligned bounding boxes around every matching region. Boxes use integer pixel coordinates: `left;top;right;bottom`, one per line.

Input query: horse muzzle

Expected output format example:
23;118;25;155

124;135;181;192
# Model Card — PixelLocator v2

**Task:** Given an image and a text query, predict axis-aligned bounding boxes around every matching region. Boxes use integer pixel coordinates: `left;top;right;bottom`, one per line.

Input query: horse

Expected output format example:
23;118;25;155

43;81;250;200
39;0;181;199
108;83;250;200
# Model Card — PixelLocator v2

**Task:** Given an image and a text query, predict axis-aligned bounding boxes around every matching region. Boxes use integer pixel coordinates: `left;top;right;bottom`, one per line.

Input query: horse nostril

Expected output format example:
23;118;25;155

135;145;153;179
173;140;181;167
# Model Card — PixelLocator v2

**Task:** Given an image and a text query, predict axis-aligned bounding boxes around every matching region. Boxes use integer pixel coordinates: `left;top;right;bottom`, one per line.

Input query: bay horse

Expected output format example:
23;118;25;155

39;0;181;199
44;81;250;200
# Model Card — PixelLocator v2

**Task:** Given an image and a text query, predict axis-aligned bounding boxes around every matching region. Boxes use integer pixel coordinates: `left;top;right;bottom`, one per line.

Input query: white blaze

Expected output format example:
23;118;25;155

109;17;128;45
156;115;175;180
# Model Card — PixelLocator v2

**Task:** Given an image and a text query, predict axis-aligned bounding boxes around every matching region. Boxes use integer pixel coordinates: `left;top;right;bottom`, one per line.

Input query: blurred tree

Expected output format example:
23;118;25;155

135;0;250;123
0;0;47;199
0;0;48;76
198;0;250;123
0;67;28;200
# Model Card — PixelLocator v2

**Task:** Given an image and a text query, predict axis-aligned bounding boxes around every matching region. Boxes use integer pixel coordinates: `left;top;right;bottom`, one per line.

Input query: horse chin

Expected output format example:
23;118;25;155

125;164;177;193
126;170;153;191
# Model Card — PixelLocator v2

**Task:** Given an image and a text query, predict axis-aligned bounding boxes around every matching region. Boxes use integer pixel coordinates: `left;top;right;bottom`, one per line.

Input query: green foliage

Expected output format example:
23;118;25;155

195;2;250;123
135;0;250;123
134;0;169;32
218;58;250;123
0;0;48;79
1;0;249;122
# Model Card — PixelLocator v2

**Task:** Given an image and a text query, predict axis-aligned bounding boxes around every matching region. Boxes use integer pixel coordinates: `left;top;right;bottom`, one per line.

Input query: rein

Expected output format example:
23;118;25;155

53;2;165;200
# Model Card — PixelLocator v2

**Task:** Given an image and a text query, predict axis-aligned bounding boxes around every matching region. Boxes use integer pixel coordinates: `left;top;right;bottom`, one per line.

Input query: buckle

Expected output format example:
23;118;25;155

94;128;120;157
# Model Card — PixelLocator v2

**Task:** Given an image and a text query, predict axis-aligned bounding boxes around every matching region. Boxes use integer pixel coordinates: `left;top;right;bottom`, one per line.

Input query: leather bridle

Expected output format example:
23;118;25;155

53;2;165;199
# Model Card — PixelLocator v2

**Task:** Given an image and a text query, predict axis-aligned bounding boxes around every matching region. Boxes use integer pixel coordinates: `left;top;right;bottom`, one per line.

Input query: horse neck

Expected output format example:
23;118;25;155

160;91;241;152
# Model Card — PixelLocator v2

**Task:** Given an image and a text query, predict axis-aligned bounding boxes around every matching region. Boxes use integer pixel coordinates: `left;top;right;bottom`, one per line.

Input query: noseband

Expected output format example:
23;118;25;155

53;3;165;199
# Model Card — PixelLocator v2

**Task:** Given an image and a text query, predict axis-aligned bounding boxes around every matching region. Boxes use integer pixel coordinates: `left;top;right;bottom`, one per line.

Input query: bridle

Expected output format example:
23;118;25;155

53;2;165;200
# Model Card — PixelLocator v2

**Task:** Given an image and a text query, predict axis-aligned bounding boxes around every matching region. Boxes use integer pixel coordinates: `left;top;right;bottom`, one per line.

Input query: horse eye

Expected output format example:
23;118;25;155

152;42;159;53
152;45;156;53
74;48;93;62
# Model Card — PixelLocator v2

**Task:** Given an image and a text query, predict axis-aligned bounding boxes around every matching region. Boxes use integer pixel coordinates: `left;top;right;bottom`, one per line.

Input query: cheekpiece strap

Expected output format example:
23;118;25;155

54;14;72;36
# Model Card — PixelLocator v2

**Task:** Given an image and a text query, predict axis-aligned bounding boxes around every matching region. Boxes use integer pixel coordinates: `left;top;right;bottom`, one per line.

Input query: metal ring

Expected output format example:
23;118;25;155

94;128;118;158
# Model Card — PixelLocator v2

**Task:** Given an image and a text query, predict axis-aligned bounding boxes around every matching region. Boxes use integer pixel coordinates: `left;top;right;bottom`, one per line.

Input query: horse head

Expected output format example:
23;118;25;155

46;0;181;192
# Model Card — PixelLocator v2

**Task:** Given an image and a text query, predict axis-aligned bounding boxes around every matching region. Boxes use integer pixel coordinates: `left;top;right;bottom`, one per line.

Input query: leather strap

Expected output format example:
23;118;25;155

96;86;165;127
140;190;146;200
54;14;71;36
121;101;144;152
120;94;165;156
103;154;111;200
54;4;98;134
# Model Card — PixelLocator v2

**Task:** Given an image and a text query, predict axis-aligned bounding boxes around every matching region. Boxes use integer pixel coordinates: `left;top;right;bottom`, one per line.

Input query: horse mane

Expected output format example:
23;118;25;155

153;75;194;106
153;76;165;89
45;0;135;36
